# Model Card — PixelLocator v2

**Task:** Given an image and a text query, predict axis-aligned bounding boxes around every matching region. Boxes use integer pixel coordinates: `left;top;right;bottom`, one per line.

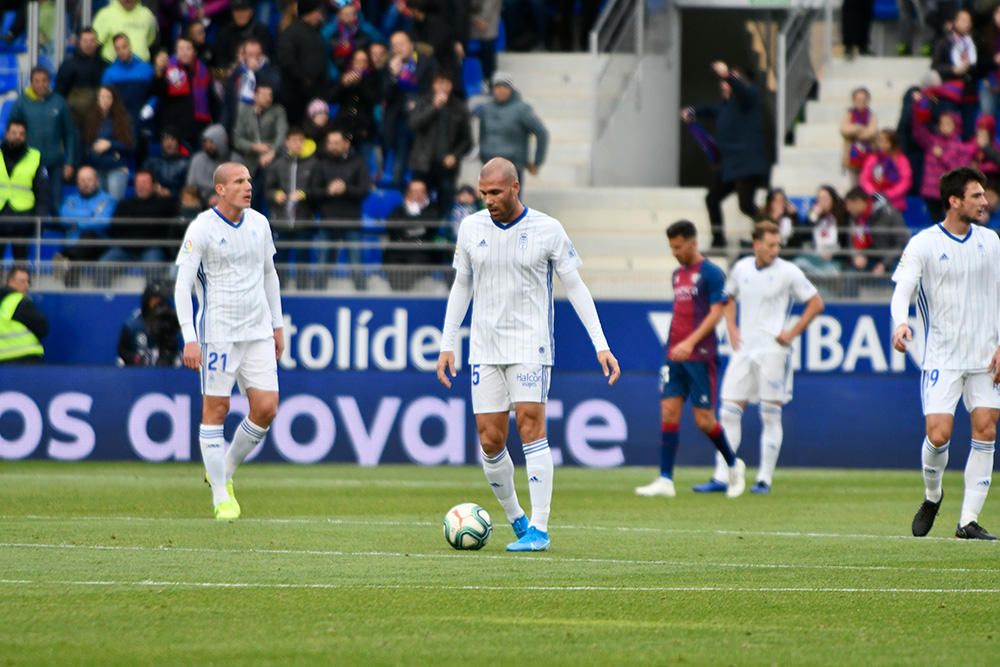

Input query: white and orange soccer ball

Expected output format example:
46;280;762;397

442;502;492;550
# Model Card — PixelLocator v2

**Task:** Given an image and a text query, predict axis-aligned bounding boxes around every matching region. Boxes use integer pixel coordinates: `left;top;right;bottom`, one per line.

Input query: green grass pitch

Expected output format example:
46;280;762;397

0;461;998;665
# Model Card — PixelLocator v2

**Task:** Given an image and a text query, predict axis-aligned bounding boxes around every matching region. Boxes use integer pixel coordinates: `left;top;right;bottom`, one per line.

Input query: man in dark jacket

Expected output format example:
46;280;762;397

308;129;371;286
383;30;437;187
103;170;180;264
683;61;770;249
276;0;328;126
101;33;155;135
55;27;107;131
844;188;911;274
9;66;78;212
408;72;472;213
214;0;273;70
0;267;48;364
142;127;191;198
383;178;444;291
0;120;49;263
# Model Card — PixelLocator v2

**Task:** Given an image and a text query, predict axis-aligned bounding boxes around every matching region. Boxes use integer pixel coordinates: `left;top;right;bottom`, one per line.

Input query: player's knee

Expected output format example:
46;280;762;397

251;401;278;427
478;426;506;456
926;427;951;448
202;399;229;424
972;422;997;443
517;418;545;443
693;411;716;433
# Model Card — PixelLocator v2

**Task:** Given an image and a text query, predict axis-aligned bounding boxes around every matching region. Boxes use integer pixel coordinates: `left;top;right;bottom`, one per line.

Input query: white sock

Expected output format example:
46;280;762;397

757;404;783;485
199;424;229;506
959;439;994;526
226;418;268;481
715;402;743;482
481;447;524;523
523;437;553;532
922;437;949;504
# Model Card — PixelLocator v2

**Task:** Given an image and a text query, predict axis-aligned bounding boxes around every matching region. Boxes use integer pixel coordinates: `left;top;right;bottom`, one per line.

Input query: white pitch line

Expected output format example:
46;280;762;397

1;542;997;576
0;514;973;542
0;578;996;594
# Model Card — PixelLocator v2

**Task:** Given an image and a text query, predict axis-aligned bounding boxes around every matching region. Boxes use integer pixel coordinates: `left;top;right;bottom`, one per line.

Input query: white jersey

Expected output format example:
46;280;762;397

453;208;582;365
175;207;278;344
726;256;818;353
892;223;1000;370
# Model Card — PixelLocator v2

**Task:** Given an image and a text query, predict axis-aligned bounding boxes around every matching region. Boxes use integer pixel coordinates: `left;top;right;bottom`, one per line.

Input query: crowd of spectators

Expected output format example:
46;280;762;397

0;0;555;291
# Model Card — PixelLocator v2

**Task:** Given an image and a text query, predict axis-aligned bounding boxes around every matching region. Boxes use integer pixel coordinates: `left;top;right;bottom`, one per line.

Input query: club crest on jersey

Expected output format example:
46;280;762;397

518;231;528;249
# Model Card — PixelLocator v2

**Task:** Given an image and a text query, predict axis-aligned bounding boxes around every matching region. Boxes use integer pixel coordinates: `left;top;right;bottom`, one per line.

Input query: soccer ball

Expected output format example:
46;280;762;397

442;502;492;550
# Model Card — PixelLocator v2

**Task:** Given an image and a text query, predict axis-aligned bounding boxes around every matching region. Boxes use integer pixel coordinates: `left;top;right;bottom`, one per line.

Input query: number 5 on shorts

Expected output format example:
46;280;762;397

472;364;480;385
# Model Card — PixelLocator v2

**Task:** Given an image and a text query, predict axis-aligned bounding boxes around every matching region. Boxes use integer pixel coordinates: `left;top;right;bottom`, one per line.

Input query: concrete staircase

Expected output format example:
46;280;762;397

459;53;596;190
773;56;931;197
523;187;745;300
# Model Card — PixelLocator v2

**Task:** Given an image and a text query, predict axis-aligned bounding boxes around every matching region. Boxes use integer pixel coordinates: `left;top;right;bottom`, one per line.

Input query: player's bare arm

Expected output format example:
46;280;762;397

671;301;726;362
436;351;457;389
777;293;825;346
723;299;741;351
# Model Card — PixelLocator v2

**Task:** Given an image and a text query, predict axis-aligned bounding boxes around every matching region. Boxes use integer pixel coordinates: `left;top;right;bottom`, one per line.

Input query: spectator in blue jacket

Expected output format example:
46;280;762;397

101;34;155;138
9;66;78;212
683;61;771;249
56;166;118;286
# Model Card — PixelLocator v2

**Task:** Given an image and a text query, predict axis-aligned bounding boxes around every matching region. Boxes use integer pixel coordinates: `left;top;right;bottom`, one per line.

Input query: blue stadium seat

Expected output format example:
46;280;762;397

463;54;483;98
0;12;25;54
873;0;899;21
903;196;931;229
0;97;14;128
362;188;402;219
360;216;385;265
0;54;18;94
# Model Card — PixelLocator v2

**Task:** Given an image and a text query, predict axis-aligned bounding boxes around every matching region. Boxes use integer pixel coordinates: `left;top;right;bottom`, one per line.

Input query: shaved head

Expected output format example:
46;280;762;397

213;161;246;186
479;158;523;223
480;158;518;186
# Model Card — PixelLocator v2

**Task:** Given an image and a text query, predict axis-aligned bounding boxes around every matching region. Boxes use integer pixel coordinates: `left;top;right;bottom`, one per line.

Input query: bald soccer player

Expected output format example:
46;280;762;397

436;158;621;552
175;162;284;520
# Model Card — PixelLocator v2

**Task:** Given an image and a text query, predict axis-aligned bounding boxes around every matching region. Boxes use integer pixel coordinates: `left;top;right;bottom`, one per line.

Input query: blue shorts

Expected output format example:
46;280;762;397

659;360;718;409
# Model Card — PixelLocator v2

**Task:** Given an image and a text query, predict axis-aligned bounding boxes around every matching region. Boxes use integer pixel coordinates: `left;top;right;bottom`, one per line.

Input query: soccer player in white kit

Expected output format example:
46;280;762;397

892;167;1000;540
702;222;824;494
436;158;620;552
174;162;284;521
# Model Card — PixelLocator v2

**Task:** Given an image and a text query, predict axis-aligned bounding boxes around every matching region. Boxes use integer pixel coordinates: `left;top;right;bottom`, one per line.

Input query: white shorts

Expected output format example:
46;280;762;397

201;339;279;397
921;369;1000;416
470;364;551;414
720;348;793;404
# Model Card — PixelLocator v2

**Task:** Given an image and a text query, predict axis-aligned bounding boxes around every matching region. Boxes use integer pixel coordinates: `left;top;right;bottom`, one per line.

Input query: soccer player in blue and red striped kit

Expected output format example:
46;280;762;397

635;220;745;498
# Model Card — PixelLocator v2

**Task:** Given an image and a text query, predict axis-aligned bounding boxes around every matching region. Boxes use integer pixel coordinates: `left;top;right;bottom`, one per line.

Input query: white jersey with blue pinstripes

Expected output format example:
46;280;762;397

453;207;582;365
891;223;1000;371
175;207;277;344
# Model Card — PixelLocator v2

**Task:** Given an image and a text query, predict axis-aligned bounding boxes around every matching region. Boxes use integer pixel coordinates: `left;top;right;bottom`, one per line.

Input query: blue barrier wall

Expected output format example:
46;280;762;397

2;296;957;468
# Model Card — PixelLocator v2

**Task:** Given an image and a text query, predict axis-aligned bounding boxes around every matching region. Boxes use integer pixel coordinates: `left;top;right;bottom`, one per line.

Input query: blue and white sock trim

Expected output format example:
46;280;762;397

482;448;509;464
760;404;782;415
199;425;224;440
240;418;268;441
721;403;744;417
923;437;949;454
971;439;995;454
522;438;549;457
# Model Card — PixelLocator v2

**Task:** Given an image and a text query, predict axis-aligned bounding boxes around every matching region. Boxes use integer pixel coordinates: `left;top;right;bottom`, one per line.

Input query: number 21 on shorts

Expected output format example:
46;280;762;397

207;351;228;372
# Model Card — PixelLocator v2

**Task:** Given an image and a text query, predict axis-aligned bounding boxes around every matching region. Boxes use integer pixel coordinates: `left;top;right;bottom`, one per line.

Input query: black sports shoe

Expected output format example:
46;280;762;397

955;522;998;540
911;494;942;537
